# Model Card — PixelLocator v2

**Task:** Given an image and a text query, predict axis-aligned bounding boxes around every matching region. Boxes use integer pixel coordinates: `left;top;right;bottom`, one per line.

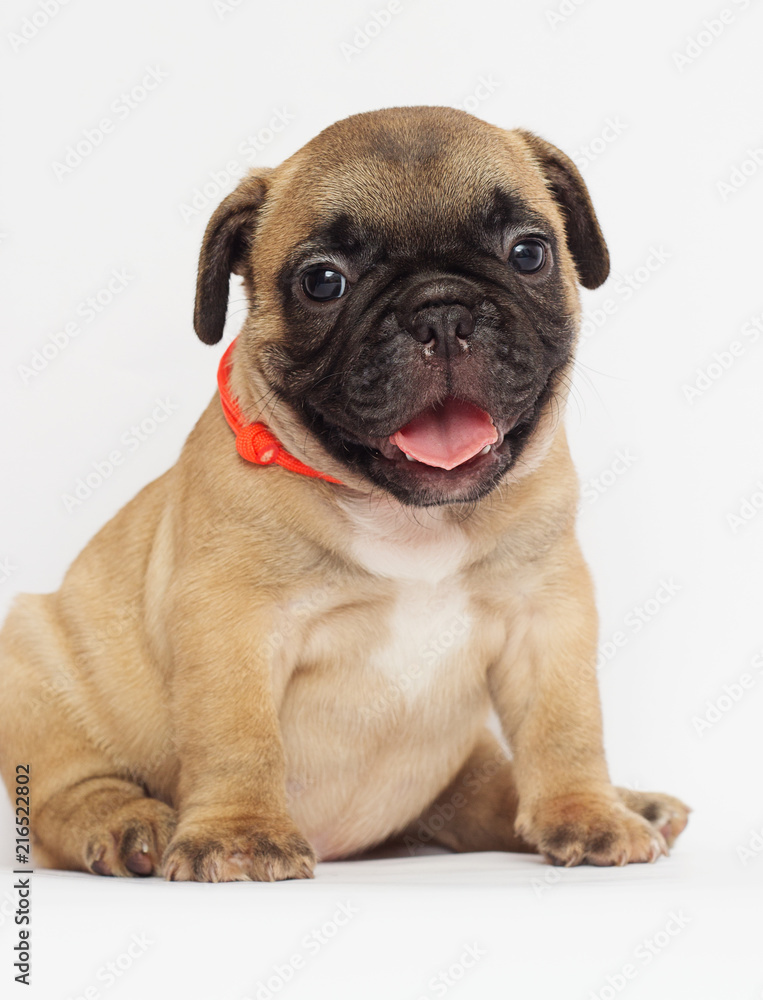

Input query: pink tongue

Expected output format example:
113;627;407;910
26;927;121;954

391;398;498;470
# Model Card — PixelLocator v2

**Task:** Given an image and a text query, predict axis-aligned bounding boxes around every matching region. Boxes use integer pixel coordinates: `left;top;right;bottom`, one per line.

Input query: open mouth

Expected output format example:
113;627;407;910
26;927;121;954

349;393;542;479
365;397;502;472
301;387;548;487
389;398;498;470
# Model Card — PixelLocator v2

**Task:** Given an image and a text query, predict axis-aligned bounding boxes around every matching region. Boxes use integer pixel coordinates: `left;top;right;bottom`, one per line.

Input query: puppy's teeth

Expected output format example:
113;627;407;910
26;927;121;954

404;453;415;462
479;445;491;455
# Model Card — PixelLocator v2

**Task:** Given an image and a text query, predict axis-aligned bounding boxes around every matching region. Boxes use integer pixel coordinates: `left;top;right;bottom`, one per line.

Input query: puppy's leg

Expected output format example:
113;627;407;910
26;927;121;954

614;787;691;850
487;533;690;866
1;686;175;877
36;773;176;877
161;587;315;883
402;731;531;854
0;609;176;877
404;732;690;856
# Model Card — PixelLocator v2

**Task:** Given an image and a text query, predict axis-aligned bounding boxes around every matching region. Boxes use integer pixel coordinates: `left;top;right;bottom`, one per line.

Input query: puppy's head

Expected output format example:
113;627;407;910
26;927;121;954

195;107;608;507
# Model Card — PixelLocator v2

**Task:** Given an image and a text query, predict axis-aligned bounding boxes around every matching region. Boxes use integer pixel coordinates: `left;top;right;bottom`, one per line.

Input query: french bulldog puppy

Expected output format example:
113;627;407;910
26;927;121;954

0;107;688;880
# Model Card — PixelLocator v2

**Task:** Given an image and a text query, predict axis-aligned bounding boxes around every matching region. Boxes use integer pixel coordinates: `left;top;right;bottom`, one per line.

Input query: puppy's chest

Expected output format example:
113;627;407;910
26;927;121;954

323;504;478;706
340;502;472;585
364;580;472;706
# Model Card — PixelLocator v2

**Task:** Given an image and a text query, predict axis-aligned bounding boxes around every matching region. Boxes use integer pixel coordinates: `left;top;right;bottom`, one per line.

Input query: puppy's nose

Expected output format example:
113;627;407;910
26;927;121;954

407;303;475;358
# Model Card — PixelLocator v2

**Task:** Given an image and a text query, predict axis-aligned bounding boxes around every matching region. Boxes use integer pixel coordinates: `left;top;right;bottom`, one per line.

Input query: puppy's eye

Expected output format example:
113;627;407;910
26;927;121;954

301;267;347;301
509;239;546;274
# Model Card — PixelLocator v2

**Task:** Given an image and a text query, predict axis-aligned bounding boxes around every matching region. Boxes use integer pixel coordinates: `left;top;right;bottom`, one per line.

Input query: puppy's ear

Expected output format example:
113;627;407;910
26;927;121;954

517;130;610;290
194;170;272;345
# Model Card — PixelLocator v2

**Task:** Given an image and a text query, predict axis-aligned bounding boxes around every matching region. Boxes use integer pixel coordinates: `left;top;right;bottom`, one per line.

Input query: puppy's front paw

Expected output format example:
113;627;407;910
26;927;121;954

517;792;668;867
162;818;316;882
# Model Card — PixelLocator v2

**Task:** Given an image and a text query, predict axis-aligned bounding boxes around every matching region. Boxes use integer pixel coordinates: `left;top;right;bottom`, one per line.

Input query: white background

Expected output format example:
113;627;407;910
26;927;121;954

1;0;762;997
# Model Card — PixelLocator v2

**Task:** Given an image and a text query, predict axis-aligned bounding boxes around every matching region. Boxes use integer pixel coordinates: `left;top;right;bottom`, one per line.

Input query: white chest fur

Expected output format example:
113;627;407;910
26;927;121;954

337;498;473;704
284;500;483;860
366;583;472;714
337;497;471;583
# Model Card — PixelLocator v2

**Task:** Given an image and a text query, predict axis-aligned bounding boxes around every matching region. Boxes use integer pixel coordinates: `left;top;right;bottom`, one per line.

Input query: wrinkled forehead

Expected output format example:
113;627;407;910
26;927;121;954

257;118;560;264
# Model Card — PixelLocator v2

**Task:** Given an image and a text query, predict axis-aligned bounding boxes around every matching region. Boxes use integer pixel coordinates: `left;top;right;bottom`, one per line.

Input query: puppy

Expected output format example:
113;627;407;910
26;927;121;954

0;107;689;880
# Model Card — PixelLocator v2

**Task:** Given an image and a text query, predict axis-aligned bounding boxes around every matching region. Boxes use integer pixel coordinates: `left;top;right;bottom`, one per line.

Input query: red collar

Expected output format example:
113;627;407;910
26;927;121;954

217;339;343;485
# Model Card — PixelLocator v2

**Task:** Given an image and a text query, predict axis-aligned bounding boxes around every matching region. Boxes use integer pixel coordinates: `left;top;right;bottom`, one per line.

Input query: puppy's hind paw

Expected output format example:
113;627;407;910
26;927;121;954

85;797;177;878
615;787;691;849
